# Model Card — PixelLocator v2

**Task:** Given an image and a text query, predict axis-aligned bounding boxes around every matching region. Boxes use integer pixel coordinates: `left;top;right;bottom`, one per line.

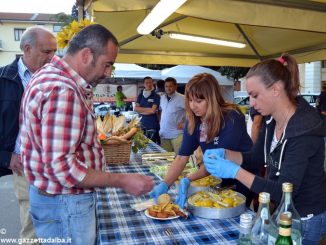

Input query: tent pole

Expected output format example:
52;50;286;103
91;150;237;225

235;24;262;61
120;16;187;46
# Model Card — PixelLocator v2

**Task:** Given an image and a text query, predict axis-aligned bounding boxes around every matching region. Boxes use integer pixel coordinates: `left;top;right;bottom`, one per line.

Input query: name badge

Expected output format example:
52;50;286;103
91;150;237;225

213;137;219;145
148;99;154;103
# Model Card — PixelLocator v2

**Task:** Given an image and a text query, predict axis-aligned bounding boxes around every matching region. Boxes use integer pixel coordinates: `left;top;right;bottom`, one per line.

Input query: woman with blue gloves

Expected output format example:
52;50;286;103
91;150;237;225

150;73;253;208
203;54;326;245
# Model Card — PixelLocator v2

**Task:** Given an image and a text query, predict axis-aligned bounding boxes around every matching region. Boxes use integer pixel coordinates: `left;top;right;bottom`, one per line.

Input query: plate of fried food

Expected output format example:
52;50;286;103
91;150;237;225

145;194;187;220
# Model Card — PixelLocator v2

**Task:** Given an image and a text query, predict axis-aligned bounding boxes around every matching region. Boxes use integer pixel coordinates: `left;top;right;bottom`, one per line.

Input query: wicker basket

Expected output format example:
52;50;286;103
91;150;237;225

102;140;132;164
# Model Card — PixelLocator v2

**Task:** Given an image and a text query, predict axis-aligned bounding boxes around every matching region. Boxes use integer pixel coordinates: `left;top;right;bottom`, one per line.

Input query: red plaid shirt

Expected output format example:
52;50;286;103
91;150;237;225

20;56;104;194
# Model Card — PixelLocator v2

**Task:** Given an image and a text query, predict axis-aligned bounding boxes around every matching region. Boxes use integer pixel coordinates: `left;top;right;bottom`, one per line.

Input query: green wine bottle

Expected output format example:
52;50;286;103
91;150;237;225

275;212;293;245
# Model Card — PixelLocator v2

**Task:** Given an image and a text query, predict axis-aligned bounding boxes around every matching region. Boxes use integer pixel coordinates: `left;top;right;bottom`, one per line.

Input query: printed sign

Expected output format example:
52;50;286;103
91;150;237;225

93;83;138;103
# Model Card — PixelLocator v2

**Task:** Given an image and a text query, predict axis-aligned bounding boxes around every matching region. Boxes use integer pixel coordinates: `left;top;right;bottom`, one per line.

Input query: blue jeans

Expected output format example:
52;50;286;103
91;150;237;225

29;186;96;245
302;210;326;245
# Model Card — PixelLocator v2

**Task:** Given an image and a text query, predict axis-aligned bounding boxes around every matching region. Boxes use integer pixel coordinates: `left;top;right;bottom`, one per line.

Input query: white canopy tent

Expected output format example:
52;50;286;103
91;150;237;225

113;63;161;79
161;65;233;85
161;65;234;101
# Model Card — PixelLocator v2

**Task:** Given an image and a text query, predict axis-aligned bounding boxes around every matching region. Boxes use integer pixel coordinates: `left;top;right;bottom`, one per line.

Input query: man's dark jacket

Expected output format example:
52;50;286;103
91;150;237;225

0;58;24;177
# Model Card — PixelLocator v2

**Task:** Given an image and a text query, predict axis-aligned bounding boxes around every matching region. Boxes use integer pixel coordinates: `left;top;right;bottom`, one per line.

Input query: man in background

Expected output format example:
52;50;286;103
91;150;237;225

159;77;185;153
115;85;127;110
0;26;57;243
20;24;153;244
135;76;161;143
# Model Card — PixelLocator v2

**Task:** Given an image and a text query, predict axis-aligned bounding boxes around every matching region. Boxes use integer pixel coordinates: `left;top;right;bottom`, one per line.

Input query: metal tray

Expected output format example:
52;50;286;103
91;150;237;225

187;191;246;219
142;152;175;165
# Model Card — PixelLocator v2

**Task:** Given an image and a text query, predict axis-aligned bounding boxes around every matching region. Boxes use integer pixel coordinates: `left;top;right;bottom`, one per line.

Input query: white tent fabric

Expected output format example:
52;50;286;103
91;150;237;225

161;65;234;101
161;65;234;85
113;63;161;79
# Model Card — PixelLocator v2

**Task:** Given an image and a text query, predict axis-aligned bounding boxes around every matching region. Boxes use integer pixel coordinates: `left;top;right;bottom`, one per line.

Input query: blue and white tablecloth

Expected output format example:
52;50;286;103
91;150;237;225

96;143;244;244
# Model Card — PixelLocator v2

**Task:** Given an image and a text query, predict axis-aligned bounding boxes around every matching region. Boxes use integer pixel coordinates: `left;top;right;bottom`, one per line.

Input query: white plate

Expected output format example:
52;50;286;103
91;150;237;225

144;209;179;221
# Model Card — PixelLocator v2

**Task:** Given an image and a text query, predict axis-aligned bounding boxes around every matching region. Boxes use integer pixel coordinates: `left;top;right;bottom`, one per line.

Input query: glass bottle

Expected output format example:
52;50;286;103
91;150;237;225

275;212;293;245
238;213;253;245
269;183;302;245
251;192;271;245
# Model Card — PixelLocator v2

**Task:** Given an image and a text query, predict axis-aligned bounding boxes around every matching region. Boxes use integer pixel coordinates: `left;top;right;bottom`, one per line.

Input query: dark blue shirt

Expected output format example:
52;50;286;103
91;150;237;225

136;90;160;129
179;110;253;155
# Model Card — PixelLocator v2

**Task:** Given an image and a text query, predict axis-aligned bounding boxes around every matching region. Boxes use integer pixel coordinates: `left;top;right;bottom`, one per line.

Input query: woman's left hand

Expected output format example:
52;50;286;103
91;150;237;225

203;153;240;179
175;177;190;208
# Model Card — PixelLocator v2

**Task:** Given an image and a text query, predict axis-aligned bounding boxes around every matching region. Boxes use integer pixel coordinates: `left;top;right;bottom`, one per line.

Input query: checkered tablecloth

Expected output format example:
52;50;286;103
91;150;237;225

96;143;245;245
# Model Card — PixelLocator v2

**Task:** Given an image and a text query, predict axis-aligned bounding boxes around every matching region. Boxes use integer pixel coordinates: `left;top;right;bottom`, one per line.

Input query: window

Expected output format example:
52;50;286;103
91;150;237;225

53;24;63;33
14;28;26;41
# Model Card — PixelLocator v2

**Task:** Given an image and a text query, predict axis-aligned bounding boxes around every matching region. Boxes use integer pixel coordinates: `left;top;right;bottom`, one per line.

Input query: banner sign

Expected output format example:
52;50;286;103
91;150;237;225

93;83;138;103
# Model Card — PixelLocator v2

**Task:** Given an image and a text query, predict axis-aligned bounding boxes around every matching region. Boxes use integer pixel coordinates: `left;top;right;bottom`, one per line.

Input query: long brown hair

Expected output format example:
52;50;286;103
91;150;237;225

246;53;300;103
185;73;238;143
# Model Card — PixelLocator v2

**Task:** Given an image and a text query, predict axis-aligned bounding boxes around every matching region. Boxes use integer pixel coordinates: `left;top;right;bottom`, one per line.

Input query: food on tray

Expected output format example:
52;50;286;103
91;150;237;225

149;163;197;180
147;203;187;219
157;194;171;205
188;189;245;208
177;175;221;187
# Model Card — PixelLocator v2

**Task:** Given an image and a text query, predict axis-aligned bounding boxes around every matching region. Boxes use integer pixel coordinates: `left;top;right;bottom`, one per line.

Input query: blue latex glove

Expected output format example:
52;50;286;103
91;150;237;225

149;181;169;201
204;148;225;160
175;178;190;208
203;153;240;179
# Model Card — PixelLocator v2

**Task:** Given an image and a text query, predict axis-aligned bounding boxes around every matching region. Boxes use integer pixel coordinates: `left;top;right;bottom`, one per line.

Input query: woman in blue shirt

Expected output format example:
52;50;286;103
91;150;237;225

150;73;253;207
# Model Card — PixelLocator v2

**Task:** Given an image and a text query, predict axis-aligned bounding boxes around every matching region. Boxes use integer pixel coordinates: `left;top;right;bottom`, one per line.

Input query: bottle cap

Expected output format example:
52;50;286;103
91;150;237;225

240;213;253;229
279;212;292;225
282;182;293;192
258;192;270;203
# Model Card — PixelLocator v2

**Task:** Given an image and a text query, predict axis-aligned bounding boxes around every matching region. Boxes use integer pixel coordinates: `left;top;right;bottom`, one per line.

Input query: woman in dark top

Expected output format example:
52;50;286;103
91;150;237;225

204;54;326;245
150;73;252;208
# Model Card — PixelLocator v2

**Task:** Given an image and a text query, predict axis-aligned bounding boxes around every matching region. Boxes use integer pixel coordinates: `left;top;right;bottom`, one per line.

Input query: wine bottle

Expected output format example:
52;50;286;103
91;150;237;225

251;192;271;245
269;183;302;245
275;212;293;245
238;213;253;245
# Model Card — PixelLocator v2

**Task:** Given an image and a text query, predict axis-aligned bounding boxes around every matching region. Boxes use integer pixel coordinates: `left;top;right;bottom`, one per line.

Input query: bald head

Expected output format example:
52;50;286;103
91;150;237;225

20;26;57;72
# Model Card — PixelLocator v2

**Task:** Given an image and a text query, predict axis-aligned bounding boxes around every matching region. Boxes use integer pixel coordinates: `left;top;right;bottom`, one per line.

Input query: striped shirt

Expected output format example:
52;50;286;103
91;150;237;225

14;58;32;154
20;55;104;194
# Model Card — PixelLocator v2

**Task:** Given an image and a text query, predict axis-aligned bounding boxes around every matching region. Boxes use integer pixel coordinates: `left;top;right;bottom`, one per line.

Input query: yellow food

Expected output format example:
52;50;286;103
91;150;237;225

194;199;214;207
191;176;221;187
176;175;221;187
157;194;171;205
188;190;245;209
222;197;234;207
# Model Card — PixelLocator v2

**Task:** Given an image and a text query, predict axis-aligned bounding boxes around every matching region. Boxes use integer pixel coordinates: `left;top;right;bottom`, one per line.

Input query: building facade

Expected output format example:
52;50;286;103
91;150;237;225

0;12;63;66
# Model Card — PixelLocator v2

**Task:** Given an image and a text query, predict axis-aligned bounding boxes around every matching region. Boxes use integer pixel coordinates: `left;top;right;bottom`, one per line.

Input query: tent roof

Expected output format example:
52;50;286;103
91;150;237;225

85;0;326;66
113;63;161;78
161;65;233;85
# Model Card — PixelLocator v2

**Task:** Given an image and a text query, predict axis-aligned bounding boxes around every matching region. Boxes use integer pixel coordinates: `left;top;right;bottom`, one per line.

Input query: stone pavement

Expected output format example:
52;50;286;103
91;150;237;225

0;175;21;244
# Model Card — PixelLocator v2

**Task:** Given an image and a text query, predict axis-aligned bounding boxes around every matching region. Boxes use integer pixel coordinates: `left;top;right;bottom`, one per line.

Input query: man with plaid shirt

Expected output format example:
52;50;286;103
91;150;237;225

20;24;154;244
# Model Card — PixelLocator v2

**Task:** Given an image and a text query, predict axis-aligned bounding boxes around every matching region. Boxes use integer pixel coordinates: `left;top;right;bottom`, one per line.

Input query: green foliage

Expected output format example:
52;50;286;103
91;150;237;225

217;66;249;81
131;130;149;153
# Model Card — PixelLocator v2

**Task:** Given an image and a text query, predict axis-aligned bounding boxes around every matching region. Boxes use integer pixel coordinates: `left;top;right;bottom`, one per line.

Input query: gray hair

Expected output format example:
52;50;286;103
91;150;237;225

20;26;55;50
66;24;118;64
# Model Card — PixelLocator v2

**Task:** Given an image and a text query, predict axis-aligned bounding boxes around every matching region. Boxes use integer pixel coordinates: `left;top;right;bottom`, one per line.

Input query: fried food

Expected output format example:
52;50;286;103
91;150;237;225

147;203;187;219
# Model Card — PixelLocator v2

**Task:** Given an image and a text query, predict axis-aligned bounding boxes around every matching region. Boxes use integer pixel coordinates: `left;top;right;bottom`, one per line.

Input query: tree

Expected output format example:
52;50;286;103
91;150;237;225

52;2;78;27
217;66;249;82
